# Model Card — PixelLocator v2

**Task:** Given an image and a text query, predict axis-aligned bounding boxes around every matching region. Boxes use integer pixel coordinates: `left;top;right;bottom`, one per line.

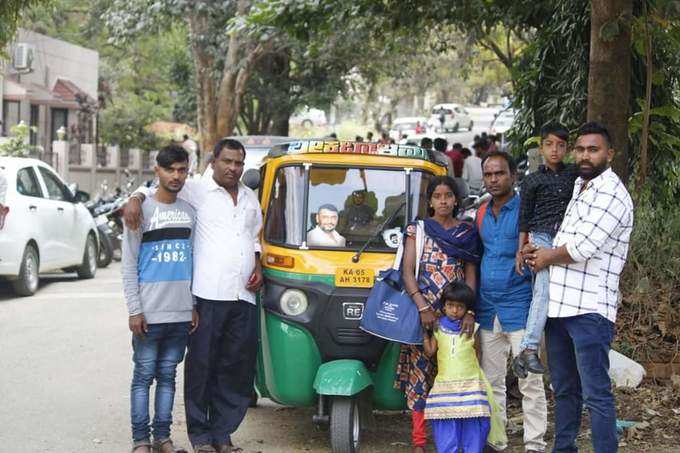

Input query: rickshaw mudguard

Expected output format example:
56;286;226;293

260;311;322;406
313;360;373;396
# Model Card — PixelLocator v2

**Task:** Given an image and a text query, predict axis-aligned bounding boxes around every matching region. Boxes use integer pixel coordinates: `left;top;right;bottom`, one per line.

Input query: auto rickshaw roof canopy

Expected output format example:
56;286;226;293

267;140;435;162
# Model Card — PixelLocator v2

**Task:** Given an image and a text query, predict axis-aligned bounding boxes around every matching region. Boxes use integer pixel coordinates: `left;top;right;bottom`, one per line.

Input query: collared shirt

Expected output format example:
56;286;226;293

477;194;532;332
519;163;578;234
139;177;263;304
306;225;346;247
549;168;633;322
462;155;483;192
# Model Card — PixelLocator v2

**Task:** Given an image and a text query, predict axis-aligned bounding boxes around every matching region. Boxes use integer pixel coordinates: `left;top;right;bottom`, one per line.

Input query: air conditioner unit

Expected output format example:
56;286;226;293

13;43;35;71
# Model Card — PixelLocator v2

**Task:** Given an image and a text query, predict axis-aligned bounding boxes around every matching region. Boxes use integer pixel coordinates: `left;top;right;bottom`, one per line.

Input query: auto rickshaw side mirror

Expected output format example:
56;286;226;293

242;168;260;190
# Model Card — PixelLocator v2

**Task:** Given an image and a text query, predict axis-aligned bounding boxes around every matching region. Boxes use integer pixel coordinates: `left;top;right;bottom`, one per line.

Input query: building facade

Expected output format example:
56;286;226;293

1;29;99;167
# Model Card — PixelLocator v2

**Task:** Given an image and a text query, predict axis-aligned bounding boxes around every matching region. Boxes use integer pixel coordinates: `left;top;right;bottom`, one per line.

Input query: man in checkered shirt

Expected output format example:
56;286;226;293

523;122;633;453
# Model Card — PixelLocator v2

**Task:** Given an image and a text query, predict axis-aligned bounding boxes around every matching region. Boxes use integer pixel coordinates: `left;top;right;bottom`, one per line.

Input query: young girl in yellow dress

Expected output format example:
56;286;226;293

423;281;506;452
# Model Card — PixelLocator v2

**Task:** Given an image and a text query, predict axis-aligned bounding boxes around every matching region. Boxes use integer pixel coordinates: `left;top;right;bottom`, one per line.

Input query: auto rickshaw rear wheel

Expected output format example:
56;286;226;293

330;396;361;453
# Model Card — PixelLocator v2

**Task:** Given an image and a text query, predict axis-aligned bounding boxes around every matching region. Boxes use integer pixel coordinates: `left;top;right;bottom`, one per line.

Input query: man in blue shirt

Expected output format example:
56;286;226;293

476;151;547;452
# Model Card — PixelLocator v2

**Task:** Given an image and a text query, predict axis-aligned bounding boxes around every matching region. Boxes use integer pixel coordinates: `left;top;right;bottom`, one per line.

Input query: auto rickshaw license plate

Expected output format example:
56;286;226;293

335;267;375;288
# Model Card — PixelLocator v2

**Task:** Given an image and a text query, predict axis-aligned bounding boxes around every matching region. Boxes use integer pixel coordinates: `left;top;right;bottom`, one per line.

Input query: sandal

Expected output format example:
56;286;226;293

132;441;152;453
212;444;243;453
193;445;217;453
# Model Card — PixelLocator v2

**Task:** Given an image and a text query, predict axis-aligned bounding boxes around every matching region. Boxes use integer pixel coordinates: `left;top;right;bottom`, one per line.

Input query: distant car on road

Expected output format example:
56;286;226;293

289;107;328;128
388;116;428;140
489;108;516;150
0;157;98;296
429;103;474;132
489;108;515;135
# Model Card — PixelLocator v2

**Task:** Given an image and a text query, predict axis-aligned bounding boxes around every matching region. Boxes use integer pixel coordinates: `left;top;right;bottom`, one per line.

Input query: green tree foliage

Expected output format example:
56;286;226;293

98;93;163;151
22;0;195;149
105;0;279;153
0;0;49;49
628;1;680;202
0;122;39;156
508;1;590;151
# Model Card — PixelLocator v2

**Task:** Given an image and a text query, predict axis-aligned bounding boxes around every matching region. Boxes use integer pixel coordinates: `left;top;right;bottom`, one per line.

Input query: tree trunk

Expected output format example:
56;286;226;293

263;50;291;135
587;0;633;181
188;13;217;166
270;105;291;136
188;0;272;168
215;0;261;139
362;82;376;126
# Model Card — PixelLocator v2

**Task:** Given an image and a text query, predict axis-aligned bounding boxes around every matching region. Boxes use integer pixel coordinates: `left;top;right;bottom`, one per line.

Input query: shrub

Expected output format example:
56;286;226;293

616;189;680;363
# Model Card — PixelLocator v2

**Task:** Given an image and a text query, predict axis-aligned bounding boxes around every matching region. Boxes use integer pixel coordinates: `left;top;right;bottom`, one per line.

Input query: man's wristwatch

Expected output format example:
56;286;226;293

466;309;476;317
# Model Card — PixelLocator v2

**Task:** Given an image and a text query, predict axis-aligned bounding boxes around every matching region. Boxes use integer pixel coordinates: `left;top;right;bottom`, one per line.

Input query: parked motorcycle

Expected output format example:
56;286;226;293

83;172;136;267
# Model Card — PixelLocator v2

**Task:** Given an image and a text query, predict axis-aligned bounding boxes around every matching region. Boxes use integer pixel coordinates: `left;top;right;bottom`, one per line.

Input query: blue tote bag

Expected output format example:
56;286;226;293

360;221;425;345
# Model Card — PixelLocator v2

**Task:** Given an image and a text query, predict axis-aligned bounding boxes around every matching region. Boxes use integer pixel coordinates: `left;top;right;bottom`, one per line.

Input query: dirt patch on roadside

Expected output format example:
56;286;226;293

503;380;680;453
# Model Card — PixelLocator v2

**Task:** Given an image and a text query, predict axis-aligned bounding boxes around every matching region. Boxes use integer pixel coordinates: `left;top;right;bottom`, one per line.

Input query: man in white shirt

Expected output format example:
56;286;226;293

462;143;484;194
182;134;199;176
307;204;346;247
125;138;263;453
522;122;633;453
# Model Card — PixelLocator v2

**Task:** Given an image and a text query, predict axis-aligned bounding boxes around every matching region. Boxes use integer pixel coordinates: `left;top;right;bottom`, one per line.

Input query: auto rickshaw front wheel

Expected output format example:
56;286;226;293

330;396;361;453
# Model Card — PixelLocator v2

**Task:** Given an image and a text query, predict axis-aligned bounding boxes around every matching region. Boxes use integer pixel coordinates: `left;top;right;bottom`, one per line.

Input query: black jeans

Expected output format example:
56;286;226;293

184;298;257;447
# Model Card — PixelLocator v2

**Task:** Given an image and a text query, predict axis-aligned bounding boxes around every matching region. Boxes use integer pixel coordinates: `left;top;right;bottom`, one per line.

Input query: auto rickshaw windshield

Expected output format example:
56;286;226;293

264;165;435;251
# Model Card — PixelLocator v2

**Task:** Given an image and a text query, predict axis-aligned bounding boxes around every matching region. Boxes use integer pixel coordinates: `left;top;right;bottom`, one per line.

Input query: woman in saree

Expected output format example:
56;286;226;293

395;175;481;453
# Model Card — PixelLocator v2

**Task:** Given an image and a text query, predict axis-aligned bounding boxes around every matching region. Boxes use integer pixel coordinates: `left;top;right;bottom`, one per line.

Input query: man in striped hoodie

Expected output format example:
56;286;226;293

123;145;199;453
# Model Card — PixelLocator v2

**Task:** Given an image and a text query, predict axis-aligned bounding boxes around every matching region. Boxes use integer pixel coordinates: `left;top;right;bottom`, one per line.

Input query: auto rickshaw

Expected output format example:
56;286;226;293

243;140;447;453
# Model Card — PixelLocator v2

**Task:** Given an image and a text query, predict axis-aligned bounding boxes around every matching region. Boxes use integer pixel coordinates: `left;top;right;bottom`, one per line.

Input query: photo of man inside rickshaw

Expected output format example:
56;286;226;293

263;165;434;250
306;204;346;247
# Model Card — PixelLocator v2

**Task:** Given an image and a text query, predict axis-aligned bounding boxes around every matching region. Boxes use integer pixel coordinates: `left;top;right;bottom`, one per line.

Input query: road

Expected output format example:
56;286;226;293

408;106;499;148
0;116;496;453
0;263;418;453
0;264;662;453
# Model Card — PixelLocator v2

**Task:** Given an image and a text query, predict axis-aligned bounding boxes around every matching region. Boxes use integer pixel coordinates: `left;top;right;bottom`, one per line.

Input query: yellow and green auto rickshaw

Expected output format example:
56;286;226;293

242;140;448;453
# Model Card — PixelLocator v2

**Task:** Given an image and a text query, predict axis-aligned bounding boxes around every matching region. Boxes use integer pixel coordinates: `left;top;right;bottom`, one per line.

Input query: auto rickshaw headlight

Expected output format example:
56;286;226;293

280;289;308;316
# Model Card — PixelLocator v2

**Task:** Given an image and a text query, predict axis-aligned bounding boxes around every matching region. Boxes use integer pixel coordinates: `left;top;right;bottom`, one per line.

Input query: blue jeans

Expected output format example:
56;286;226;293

546;314;617;453
519;231;553;352
131;322;191;443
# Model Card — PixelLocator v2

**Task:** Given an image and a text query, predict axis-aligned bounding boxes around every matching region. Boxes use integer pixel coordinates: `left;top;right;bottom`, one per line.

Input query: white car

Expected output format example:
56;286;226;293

429;103;474;132
289;107;328;128
490;109;516;150
388;116;428;140
490;109;515;135
0;157;98;296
